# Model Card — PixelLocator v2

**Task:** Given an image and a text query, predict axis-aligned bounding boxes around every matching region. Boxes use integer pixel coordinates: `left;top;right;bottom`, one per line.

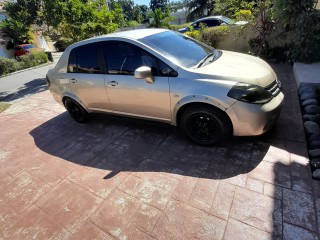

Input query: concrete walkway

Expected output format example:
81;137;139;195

0;64;319;239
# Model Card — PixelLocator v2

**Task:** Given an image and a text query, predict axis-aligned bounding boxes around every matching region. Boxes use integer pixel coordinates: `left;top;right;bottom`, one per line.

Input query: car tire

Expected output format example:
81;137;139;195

64;98;88;123
180;106;232;145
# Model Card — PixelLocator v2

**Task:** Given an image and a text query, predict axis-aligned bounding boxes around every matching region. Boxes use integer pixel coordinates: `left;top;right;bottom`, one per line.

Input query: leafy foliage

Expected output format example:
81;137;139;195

186;0;214;21
273;0;316;30
150;0;169;12
213;0;254;18
0;50;48;76
0;0;129;45
248;0;275;57
169;22;191;31
148;8;173;28
1;0;39;43
37;0;65;32
185;26;231;47
290;10;320;63
234;9;253;21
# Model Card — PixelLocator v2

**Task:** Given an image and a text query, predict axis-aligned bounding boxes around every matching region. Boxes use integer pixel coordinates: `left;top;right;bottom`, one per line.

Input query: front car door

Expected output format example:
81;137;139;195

103;40;173;122
66;43;111;110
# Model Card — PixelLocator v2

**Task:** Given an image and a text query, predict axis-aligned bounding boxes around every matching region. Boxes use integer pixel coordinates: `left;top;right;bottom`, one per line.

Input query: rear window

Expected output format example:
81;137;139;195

68;43;102;74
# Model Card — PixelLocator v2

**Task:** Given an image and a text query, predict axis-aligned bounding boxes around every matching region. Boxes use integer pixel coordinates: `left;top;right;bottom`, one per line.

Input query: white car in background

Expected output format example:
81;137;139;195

178;16;248;33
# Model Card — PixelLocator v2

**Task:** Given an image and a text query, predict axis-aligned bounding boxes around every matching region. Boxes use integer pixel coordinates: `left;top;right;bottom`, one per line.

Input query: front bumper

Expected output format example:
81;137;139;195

226;92;284;136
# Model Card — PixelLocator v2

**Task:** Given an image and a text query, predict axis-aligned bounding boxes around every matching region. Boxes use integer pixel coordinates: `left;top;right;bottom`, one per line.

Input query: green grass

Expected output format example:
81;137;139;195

0;102;11;113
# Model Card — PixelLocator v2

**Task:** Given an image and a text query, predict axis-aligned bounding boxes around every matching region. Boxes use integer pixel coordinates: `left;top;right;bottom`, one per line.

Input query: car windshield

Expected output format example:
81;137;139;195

140;31;213;68
22;45;35;50
221;16;235;24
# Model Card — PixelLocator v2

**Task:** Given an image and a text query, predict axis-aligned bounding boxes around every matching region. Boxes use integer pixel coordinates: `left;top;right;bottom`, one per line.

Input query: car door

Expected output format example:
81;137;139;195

103;41;172;121
66;43;111;110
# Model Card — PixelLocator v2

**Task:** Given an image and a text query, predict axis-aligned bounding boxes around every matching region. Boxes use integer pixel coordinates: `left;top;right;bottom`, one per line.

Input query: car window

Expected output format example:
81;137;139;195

103;41;175;77
68;49;77;73
140;31;213;68
192;21;201;28
68;43;101;74
205;19;221;27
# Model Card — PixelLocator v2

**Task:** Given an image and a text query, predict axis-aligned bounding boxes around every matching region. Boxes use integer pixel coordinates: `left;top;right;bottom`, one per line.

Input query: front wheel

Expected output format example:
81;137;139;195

180;106;232;145
64;98;88;123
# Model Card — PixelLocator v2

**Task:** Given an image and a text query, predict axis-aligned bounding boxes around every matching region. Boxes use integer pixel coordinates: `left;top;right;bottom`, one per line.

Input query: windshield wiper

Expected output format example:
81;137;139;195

196;53;215;68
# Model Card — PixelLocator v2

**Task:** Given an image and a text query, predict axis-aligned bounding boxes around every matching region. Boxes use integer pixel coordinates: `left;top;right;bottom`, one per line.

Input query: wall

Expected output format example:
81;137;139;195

0;31;14;58
213;26;257;53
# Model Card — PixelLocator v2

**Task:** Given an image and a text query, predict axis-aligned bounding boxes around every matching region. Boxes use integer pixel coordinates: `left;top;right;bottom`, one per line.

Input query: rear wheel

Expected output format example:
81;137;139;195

64;98;88;123
180;106;232;145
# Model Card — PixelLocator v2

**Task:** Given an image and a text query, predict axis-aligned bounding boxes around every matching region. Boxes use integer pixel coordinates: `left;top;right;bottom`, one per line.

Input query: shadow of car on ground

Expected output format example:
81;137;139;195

29;112;279;180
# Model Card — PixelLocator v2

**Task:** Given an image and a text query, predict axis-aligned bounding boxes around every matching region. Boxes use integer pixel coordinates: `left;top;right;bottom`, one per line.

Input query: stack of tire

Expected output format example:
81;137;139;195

300;83;320;180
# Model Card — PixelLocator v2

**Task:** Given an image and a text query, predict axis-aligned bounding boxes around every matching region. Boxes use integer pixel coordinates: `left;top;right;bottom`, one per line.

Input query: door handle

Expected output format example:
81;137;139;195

70;78;77;83
107;81;118;87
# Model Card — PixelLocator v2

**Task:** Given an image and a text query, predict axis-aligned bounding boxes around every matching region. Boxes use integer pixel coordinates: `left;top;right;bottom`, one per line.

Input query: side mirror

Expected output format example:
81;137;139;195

134;66;154;84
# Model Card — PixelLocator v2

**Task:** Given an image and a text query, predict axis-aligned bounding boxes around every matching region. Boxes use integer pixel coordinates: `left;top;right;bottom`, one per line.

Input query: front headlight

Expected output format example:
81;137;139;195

227;83;273;104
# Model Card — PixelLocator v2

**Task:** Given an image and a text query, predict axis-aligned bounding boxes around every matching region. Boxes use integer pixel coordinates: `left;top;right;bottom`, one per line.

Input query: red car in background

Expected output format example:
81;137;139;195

14;44;36;58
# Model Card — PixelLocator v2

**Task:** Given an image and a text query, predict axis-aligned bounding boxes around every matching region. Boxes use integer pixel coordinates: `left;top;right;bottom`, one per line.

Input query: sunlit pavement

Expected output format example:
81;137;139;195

0;64;319;239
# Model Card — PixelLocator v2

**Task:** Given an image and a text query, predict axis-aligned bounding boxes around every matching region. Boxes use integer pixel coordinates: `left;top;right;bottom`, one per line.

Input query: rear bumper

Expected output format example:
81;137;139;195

226;92;284;136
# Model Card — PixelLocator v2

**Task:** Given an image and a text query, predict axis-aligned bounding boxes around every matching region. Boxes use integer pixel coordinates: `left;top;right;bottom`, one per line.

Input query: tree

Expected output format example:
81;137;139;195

2;0;40;43
213;0;254;18
132;5;143;23
150;0;168;12
118;0;135;21
148;7;173;27
139;4;149;22
1;0;122;45
4;0;39;27
37;0;66;34
60;0;119;42
273;0;315;30
186;0;214;21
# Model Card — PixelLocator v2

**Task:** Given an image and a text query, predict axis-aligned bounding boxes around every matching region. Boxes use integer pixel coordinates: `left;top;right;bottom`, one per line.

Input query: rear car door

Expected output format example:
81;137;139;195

67;43;111;110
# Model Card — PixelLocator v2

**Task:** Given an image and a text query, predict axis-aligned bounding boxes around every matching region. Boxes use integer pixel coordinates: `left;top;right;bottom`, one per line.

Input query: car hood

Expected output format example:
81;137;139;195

193;51;277;87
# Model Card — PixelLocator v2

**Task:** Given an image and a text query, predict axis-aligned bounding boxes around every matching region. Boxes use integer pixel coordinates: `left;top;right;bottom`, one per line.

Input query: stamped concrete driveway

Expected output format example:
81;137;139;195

0;64;319;239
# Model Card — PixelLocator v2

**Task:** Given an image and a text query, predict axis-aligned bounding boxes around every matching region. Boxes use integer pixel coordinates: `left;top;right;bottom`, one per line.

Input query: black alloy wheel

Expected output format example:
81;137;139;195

181;106;231;145
64;98;88;123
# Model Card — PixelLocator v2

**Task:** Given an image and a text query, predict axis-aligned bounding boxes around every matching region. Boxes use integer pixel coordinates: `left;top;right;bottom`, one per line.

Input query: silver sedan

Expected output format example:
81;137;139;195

47;29;283;145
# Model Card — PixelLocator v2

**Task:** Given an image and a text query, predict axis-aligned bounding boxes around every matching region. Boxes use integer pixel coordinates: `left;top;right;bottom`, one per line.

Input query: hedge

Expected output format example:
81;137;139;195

0;50;48;76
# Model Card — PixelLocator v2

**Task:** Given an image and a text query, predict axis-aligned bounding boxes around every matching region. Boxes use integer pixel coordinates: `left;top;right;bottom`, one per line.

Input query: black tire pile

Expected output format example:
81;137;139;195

300;83;320;180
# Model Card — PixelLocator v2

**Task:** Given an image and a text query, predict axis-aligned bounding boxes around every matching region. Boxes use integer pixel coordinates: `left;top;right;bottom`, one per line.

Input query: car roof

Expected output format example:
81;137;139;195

91;28;168;41
69;28;169;49
18;44;34;46
194;16;224;22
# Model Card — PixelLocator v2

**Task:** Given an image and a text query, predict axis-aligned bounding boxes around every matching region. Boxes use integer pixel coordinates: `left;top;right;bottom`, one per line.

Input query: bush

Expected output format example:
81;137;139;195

169;23;191;31
54;38;73;52
126;21;140;27
290;10;320;63
234;10;252;21
185;26;231;47
0;58;20;75
0;50;48;76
